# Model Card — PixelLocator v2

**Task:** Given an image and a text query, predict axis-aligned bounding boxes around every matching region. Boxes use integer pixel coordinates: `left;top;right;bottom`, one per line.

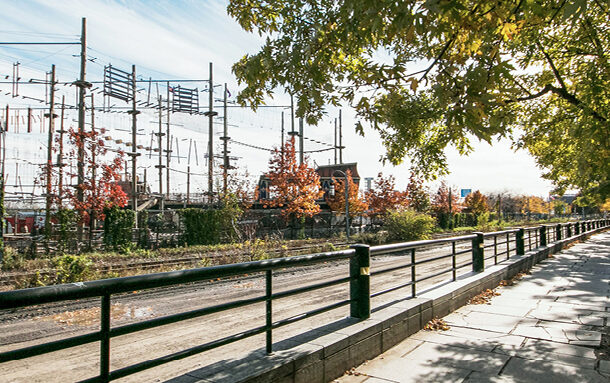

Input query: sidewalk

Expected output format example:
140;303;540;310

335;231;610;383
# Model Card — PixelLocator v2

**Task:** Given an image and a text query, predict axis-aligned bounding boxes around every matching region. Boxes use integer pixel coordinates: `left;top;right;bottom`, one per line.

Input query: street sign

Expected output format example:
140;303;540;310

460;189;472;198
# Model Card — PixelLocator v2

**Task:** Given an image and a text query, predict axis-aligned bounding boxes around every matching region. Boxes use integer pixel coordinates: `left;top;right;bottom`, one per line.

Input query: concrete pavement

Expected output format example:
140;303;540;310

334;231;610;383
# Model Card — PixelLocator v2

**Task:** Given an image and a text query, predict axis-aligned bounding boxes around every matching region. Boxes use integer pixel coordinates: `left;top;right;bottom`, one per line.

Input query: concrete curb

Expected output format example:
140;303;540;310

187;227;608;383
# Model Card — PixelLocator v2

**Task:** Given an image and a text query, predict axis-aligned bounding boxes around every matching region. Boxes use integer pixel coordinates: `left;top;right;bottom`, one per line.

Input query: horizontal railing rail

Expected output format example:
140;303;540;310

0;218;608;382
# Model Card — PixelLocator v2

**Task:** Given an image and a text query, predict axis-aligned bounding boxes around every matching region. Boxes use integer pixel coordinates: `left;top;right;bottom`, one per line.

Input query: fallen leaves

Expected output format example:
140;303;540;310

468;289;501;305
424;317;450;331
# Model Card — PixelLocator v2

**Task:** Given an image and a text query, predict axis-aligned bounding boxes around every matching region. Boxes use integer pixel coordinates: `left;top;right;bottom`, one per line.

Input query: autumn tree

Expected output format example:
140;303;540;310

405;171;430;213
264;137;323;219
228;0;609;202
326;170;368;215
463;190;489;216
519;196;548;215
43;127;128;228
365;172;408;216
432;181;461;215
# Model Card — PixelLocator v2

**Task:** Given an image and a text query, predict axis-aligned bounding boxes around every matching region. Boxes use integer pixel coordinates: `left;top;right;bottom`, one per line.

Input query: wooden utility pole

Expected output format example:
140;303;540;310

129;65;139;227
206;62;214;203
58;96;65;205
76;17;89;240
44;64;56;236
166;82;171;198
222;83;229;195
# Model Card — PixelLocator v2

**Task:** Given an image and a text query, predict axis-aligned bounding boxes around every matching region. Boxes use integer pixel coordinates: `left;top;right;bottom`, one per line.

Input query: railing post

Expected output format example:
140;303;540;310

100;294;111;382
350;244;370;320
582;221;586;233
451;241;457;281
574;222;580;235
410;248;416;297
472;232;484;272
516;228;525;255
566;223;572;238
556;224;562;241
265;269;272;354
540;226;547;247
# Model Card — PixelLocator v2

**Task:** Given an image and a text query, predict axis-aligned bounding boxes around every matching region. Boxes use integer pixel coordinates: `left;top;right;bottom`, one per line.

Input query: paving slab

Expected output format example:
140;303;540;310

334;231;610;383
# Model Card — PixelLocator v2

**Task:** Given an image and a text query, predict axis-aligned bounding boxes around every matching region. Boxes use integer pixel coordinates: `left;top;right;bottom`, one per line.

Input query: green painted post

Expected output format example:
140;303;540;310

540;226;547;247
472;232;484;272
556;224;562;241
350;244;370;320
516;228;525;255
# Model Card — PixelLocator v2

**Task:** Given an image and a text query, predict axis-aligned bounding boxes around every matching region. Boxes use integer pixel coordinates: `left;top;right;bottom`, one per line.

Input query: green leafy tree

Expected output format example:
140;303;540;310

228;0;609;201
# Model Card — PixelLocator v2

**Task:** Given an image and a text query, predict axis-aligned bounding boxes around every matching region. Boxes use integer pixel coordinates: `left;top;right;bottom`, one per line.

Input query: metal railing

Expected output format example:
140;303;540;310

0;218;608;382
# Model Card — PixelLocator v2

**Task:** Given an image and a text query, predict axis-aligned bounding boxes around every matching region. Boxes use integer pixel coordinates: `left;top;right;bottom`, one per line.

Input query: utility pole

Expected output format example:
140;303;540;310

76;17;89;241
44;64;56;236
280;111;285;154
448;188;452;214
205;62;215;203
222;83;229;195
128;65;139;227
156;96;164;199
334;118;337;164
339;109;343;164
89;93;96;245
288;95;298;147
166;82;171;199
299;117;304;165
57;96;65;205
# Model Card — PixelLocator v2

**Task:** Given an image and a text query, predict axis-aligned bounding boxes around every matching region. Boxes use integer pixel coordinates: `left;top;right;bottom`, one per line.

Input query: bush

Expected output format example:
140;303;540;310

103;207;135;252
384;209;435;242
54;208;78;254
180;197;243;246
1;247;24;271
53;254;93;284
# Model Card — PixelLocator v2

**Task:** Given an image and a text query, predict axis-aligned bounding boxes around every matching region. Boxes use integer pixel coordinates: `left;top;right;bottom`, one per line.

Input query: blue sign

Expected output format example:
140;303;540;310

460;189;472;198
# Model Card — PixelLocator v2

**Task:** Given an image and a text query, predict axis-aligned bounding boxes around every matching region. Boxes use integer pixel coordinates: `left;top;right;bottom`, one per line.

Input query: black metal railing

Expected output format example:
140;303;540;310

0;219;608;382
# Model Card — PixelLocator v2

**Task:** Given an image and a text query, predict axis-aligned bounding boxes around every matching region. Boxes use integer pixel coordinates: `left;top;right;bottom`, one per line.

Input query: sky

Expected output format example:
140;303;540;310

0;0;555;202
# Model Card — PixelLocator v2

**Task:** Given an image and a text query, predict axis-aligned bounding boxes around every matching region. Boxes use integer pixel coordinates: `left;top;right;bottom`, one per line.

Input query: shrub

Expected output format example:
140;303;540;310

53;254;93;284
103;207;135;252
1;247;24;271
180;197;243;246
54;208;78;254
384;209;435;242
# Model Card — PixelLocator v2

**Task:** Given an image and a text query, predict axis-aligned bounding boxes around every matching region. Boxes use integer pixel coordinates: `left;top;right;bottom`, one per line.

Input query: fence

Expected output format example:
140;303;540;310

0;219;608;382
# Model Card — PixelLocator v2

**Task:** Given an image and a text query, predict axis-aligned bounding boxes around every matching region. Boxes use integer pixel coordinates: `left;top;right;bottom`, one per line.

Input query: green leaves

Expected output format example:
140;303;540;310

228;0;609;200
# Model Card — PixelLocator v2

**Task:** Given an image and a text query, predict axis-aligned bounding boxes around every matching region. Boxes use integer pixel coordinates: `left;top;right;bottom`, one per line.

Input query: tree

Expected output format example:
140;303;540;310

264;137;323;218
405;171;431;212
228;0;609;201
365;172;408;216
432;181;461;215
42;127;129;228
464;190;489;215
551;199;569;215
519;196;548;214
327;169;368;215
